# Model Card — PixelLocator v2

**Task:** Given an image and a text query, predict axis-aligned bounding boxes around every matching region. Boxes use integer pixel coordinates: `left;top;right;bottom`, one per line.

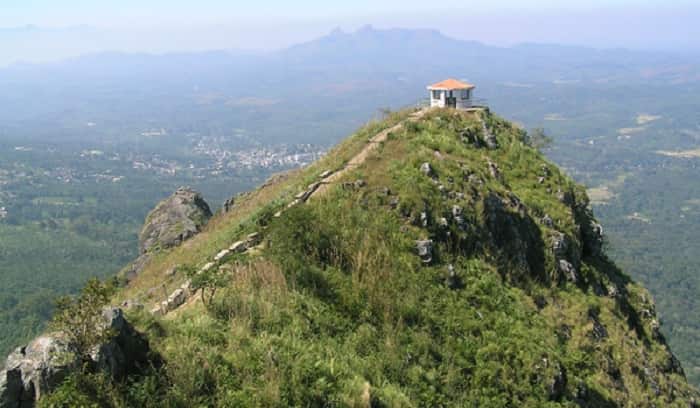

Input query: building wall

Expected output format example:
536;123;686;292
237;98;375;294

429;89;445;108
429;88;473;109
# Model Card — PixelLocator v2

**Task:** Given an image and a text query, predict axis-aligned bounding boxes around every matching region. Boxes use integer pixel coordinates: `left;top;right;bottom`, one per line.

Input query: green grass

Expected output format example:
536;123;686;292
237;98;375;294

44;108;699;406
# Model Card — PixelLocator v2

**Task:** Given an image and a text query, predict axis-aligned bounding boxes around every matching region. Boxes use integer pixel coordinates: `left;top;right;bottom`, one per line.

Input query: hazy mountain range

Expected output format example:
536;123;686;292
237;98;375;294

2;25;700;386
1;25;698;145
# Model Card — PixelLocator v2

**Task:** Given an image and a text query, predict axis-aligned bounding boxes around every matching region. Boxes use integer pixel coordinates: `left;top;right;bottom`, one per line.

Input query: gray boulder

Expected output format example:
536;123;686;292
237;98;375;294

582;218;604;257
1;335;73;406
484;131;498;150
541;214;554;228
451;205;465;227
558;260;577;283
91;308;150;379
0;308;150;407
138;187;212;254
481;120;498;149
445;264;462;289
416;240;433;264
420;212;429;228
460;127;483;148
551;232;580;283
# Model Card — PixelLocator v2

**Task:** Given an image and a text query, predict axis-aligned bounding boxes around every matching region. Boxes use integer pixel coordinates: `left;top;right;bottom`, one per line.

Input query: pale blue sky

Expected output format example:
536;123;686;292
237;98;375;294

0;0;698;64
1;0;696;26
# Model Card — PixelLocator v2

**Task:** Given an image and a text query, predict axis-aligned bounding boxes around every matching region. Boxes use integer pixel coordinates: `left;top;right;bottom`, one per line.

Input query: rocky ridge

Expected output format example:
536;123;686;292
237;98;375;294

6;108;698;406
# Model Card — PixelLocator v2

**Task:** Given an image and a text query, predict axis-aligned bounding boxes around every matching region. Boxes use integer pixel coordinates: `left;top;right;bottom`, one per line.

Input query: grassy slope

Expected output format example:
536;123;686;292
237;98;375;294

47;109;698;407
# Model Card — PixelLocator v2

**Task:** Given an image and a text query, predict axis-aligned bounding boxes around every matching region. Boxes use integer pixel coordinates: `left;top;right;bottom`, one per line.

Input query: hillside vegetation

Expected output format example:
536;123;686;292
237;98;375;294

41;108;698;407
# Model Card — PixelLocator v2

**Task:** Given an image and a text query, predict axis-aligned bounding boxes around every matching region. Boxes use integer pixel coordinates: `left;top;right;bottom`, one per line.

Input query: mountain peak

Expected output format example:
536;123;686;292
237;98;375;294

8;107;698;406
327;26;346;37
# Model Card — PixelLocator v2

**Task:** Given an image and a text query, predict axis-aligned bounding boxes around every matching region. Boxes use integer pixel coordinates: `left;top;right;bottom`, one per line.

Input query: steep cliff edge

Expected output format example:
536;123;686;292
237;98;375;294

8;108;698;406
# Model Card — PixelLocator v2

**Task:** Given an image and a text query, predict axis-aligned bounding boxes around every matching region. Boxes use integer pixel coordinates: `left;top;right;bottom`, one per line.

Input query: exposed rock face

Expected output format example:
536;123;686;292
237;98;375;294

445;264;463;289
460;127;483;148
0;308;150;407
548;363;568;401
91;308;150;379
461;119;497;149
416;240;433;264
419;162;433;177
139;187;212;255
0;368;23;407
482;192;543;280
121;187;212;282
551;232;581;283
482;125;498;149
541;214;554;228
0;335;72;407
487;160;501;180
581;217;604;257
556;189;575;207
419;211;429;228
588;309;609;341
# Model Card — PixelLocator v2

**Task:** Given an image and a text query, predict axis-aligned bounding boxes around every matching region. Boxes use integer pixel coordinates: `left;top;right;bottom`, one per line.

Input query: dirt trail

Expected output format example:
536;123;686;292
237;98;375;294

312;109;427;197
152;109;428;316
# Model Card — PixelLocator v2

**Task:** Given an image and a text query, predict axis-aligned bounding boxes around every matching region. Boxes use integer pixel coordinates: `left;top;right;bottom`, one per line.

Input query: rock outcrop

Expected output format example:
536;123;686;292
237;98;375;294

139;187;212;254
122;187;212;282
0;308;150;407
482;192;543;280
0;335;72;407
416;240;434;264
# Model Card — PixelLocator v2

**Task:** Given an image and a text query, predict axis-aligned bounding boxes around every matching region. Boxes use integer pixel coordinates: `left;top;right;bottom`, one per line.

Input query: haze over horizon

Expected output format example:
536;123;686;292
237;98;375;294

1;0;699;66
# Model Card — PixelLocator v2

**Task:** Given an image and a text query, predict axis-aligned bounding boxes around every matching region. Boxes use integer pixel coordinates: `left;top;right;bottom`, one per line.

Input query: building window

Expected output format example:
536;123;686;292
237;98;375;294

461;90;469;100
432;90;442;100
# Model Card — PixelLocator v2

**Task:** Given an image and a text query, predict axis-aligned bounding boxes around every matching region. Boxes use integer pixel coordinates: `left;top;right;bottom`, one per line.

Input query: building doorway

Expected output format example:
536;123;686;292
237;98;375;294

446;91;457;108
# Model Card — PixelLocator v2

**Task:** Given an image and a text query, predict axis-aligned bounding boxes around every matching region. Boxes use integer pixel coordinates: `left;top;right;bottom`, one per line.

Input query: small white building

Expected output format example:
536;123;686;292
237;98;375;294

427;78;475;110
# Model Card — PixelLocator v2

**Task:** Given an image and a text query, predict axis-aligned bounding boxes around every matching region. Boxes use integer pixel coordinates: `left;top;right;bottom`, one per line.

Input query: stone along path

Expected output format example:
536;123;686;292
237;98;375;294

312;109;426;197
151;109;428;316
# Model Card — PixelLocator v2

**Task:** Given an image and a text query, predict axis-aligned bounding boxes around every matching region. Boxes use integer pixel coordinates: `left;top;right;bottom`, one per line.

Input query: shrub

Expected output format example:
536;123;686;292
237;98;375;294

49;278;115;365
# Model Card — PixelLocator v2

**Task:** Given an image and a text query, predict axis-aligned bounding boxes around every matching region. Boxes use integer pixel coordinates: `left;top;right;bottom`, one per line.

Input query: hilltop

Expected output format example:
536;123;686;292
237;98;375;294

3;108;698;407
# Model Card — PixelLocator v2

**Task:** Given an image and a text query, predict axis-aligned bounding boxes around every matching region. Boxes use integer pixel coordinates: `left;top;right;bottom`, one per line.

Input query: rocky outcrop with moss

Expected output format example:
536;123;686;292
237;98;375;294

28;109;700;406
138;187;212;254
0;308;150;408
121;187;212;282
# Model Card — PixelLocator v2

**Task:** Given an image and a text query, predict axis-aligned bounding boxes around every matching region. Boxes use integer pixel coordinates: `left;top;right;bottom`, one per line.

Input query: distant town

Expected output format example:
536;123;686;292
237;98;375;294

0;141;326;219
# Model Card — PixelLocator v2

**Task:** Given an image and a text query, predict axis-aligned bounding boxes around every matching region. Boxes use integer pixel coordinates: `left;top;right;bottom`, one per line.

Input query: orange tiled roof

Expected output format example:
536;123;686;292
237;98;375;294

427;78;475;90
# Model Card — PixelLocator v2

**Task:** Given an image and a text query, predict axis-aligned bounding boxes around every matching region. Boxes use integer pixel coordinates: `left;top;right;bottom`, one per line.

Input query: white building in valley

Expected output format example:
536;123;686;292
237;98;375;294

427;79;475;110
